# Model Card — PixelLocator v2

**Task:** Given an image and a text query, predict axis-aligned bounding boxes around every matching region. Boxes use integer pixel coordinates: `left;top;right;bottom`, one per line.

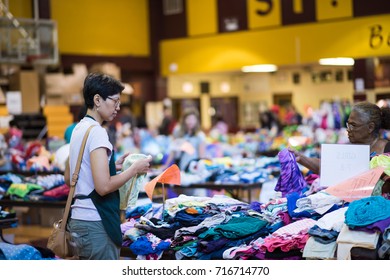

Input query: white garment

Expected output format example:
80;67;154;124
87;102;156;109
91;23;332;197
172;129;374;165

302;237;337;260
295;191;342;215
273;218;316;236
336;223;380;260
314;206;348;232
69;117;112;221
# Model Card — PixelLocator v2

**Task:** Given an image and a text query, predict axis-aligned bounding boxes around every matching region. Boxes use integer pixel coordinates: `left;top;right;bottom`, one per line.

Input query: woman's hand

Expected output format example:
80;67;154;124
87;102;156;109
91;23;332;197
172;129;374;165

115;151;130;171
131;155;153;175
288;147;320;174
288;147;302;163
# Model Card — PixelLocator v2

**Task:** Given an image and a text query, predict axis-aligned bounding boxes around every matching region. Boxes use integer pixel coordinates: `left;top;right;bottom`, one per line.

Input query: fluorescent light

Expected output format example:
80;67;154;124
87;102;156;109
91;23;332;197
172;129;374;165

319;57;355;66
241;64;278;73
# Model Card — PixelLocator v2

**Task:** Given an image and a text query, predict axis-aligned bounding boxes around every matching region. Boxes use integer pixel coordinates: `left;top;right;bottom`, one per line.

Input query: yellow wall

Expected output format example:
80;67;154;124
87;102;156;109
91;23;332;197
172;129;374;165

50;0;150;56
316;0;353;20
247;0;281;29
7;0;32;18
168;66;354;129
187;0;217;36
161;14;390;76
269;67;353;113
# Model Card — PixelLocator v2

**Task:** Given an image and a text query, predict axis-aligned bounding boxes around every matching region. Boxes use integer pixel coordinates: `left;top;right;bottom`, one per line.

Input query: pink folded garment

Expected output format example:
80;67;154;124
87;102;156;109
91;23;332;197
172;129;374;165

43;184;70;198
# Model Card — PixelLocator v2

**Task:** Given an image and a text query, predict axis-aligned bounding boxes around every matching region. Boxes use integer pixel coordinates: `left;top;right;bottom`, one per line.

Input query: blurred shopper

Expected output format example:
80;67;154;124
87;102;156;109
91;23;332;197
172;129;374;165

162;107;208;196
259;105;282;136
211;115;229;135
163;107;206;171
284;104;302;126
158;105;176;136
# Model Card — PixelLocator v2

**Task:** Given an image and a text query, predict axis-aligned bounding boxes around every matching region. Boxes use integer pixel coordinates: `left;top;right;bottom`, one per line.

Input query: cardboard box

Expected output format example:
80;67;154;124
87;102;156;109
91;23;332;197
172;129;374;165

9;71;40;114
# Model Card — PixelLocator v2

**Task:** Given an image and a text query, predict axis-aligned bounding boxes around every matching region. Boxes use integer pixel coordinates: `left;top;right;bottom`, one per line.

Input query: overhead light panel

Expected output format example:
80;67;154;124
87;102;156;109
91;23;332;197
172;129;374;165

319;57;355;66
241;64;278;73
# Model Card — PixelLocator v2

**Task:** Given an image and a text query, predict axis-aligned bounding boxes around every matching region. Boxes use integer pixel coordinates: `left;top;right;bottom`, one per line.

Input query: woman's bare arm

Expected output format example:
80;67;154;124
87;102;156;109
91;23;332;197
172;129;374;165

290;149;320;174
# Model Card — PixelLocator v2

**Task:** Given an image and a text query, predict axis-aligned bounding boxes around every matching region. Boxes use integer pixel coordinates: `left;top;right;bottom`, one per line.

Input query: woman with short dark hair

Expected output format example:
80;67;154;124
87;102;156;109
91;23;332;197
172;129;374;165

64;73;152;259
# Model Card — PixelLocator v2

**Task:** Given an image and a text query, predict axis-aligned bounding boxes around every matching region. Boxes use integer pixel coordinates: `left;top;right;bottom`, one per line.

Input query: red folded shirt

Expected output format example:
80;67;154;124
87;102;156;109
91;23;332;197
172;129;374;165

43;184;70;198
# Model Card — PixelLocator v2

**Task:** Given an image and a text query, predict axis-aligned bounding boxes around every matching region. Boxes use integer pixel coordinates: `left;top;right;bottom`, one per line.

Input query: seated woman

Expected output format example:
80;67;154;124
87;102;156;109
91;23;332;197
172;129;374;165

292;101;390;174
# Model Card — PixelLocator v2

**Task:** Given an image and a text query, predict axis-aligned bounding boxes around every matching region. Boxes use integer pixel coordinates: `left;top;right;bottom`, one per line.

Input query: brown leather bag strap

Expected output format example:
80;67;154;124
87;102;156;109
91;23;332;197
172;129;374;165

60;125;96;230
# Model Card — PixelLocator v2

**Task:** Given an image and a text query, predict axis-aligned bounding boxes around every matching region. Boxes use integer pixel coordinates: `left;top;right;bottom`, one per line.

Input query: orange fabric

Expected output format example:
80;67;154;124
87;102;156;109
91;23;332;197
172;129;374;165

144;164;181;200
26;155;51;170
185;207;199;214
324;166;384;202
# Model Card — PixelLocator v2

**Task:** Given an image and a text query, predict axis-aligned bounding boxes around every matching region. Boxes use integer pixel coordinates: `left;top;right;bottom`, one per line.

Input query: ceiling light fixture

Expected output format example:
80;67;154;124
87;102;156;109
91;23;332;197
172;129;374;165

241;64;278;73
319;57;355;66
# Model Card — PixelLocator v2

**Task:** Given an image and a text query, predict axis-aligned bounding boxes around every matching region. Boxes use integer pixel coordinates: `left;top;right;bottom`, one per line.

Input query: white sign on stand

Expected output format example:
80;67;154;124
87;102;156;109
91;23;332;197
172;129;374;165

320;144;370;187
6;91;22;115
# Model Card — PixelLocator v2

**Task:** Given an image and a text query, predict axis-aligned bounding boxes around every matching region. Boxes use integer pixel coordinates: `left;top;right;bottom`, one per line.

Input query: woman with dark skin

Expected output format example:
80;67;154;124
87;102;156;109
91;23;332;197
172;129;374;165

291;101;390;175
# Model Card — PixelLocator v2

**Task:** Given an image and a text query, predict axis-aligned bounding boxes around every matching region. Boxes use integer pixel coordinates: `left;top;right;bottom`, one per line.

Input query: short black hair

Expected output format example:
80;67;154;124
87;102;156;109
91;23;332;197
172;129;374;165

77;105;87;121
83;72;124;109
